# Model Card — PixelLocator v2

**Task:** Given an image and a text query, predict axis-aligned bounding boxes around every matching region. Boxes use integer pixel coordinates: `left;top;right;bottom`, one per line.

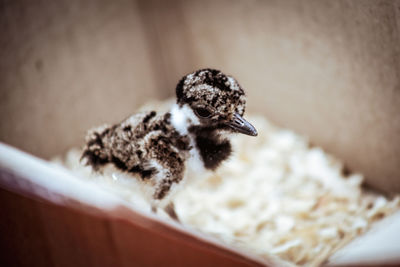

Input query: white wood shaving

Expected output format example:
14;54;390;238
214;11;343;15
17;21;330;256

53;101;400;267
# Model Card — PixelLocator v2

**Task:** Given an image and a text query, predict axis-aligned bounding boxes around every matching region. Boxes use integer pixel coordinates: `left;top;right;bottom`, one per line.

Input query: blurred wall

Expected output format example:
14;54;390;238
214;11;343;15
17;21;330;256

0;0;399;193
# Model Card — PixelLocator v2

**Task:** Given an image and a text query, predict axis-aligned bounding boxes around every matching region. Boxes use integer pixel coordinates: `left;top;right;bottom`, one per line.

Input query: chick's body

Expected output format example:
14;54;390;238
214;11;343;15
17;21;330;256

82;110;191;200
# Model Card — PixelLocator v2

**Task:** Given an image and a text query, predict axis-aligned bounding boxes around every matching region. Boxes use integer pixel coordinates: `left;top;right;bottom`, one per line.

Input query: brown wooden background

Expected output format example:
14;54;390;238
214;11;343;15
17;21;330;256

1;0;400;193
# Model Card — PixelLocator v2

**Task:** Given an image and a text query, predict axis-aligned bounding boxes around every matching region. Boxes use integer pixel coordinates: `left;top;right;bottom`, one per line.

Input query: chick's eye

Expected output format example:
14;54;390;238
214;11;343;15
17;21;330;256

194;107;212;118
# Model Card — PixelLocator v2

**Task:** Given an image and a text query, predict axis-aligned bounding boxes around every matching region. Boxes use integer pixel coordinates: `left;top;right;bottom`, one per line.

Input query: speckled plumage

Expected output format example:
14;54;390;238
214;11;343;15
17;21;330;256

81;111;191;200
81;68;257;202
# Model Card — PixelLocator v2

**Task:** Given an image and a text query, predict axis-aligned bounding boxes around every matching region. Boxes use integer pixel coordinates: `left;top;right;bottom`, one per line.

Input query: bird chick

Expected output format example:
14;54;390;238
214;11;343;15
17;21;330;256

81;68;257;215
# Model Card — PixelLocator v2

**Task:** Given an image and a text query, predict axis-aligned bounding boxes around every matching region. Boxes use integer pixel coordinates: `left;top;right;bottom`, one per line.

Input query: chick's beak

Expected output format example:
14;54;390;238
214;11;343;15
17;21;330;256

227;113;258;136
